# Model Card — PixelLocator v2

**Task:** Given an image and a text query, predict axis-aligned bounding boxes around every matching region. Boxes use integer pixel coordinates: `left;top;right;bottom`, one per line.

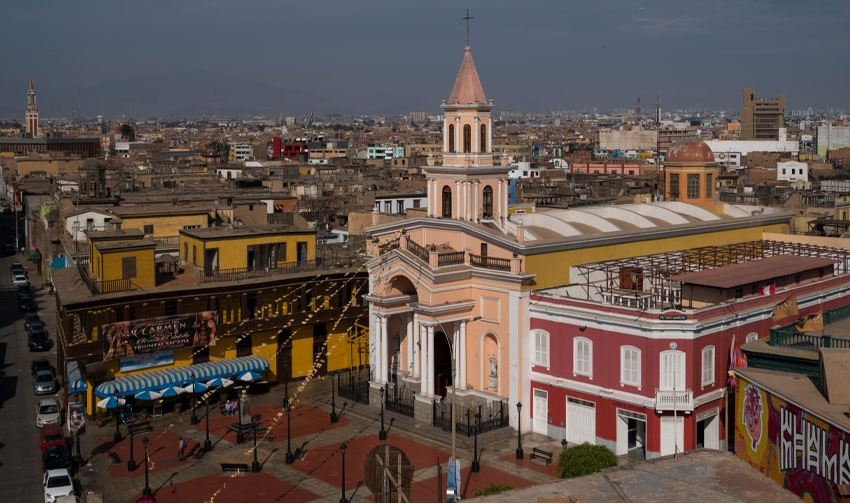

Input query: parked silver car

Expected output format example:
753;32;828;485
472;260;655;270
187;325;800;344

34;369;57;395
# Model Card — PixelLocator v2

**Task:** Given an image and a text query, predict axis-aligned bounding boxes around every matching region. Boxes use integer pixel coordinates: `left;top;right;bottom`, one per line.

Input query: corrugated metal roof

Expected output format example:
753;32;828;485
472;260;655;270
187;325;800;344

668;255;836;288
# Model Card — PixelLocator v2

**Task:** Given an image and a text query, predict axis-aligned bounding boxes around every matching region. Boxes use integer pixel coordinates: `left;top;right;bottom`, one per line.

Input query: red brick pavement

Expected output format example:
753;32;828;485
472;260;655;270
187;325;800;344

289;433;451;492
185;403;348;444
139;471;319;503
94;430;198;478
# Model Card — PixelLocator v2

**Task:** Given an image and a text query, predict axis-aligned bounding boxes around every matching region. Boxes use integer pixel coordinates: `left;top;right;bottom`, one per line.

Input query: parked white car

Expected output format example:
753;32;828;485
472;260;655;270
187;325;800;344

12;273;28;287
43;468;75;503
36;398;61;427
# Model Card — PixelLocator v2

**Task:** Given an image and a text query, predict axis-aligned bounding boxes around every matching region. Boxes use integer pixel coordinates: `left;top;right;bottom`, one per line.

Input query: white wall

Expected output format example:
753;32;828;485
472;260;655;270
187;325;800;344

777;161;808;182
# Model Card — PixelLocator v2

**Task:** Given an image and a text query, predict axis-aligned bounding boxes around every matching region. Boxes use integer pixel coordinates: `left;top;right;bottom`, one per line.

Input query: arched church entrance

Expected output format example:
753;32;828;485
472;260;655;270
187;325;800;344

434;331;452;398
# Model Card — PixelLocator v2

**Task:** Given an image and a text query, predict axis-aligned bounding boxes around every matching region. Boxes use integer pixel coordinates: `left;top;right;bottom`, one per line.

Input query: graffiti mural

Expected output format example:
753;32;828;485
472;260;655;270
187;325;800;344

735;375;850;502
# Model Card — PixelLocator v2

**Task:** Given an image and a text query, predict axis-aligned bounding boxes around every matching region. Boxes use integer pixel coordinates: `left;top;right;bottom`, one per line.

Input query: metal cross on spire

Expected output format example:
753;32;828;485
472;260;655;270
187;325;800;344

463;8;474;46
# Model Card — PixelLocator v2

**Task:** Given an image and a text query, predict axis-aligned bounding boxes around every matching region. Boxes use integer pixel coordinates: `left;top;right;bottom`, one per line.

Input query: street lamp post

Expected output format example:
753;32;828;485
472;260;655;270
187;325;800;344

127;426;136;472
204;394;212;452
252;415;260;473
516;402;524;459
330;371;338;423
379;386;387;440
236;391;244;444
285;398;294;464
437;315;481;500
190;373;199;425
340;443;347;503
471;409;481;472
142;437;151;497
113;392;122;444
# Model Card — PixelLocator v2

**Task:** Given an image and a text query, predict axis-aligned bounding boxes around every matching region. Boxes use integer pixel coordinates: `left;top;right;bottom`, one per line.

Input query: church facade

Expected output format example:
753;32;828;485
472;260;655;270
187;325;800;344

364;43;793;440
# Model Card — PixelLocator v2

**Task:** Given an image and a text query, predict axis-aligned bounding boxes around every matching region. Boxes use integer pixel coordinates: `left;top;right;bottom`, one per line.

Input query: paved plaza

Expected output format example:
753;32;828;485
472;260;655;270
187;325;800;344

74;378;799;503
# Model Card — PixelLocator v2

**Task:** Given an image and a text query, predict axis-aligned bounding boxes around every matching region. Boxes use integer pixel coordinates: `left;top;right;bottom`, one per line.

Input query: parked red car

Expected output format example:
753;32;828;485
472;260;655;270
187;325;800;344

39;424;67;453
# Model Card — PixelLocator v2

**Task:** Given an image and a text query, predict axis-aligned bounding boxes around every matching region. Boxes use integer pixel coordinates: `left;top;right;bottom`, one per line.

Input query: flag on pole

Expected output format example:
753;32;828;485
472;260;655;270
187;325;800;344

760;283;776;296
772;294;799;321
727;334;747;388
796;310;824;332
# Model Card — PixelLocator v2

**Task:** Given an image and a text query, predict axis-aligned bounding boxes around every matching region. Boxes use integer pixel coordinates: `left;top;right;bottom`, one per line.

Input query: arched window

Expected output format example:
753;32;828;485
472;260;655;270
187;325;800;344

482;185;493;217
463;125;472;153
448;124;455;153
442;186;452;218
480;124;487;151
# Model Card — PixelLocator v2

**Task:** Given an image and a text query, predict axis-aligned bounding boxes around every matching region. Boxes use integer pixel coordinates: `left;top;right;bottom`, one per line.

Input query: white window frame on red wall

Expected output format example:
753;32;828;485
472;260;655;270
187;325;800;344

531;330;550;368
701;345;715;387
573;337;593;378
620;345;641;388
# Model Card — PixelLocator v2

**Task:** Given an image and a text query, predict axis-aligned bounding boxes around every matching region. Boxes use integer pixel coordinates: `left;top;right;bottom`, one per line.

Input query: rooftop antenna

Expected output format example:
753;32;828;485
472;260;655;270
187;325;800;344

462;8;474;46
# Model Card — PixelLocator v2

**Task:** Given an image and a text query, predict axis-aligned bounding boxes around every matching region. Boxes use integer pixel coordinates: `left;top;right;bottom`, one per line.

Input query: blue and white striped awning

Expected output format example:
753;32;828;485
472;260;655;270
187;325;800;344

70;378;87;393
94;355;269;398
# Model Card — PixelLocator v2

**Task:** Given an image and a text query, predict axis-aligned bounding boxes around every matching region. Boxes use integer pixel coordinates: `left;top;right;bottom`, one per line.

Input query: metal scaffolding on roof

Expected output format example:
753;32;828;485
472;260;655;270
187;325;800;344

572;239;850;310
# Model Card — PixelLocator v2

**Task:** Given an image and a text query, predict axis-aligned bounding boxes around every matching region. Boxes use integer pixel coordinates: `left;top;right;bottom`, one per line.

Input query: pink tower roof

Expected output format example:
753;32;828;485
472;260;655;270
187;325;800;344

447;46;487;105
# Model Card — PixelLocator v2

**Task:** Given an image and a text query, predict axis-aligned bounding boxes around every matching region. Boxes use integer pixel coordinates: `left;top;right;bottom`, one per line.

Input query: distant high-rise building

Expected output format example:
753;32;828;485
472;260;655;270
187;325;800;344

410;112;428;125
25;81;39;138
741;86;785;140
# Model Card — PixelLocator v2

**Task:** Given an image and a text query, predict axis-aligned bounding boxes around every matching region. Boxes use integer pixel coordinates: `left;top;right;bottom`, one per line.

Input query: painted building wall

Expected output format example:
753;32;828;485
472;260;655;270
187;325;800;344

120;212;209;238
734;375;850;502
178;232;316;270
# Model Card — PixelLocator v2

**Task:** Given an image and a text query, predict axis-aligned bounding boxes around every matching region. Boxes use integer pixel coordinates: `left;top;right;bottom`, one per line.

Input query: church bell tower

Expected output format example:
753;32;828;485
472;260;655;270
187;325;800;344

25;81;39;138
424;42;510;231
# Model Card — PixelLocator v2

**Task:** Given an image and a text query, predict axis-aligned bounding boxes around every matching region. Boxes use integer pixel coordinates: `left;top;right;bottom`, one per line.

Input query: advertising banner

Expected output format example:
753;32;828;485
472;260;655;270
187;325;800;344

102;311;217;361
119;349;175;373
68;402;86;434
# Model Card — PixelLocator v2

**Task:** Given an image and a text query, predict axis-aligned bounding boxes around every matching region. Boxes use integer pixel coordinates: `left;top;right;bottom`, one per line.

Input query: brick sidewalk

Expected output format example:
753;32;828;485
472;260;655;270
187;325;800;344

77;379;561;502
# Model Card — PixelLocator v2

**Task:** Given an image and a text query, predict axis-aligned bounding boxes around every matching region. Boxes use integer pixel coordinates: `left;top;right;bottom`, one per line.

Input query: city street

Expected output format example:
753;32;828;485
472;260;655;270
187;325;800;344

0;211;60;502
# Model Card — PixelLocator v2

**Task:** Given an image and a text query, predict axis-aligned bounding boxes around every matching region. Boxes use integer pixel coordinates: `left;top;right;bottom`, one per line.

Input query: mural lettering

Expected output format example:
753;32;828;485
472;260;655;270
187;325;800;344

780;406;850;486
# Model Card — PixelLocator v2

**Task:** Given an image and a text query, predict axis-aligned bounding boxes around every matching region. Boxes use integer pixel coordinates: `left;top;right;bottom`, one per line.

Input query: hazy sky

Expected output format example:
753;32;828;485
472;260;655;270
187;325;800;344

2;0;849;119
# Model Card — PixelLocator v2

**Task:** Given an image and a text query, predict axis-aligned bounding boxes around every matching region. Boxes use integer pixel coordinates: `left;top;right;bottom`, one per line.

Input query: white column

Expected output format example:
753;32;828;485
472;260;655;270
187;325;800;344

443;119;448;152
455;117;461;156
460;320;468;390
430;179;436;217
413;313;420;378
453;322;460;391
427;324;435;397
474;117;480;153
454;180;460;219
497;179;502;221
380;315;389;384
419;322;428;395
374;313;383;383
405;313;414;375
472;180;481;221
465;181;470;221
488;117;493;153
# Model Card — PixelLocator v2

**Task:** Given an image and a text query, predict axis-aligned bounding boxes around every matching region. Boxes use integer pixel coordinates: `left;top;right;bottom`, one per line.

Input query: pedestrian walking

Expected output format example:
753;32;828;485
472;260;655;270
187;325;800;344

178;437;187;461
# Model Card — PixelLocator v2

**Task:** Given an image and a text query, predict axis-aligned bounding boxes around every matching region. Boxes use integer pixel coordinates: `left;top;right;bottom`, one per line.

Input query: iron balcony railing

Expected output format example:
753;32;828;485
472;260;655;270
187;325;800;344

199;260;324;283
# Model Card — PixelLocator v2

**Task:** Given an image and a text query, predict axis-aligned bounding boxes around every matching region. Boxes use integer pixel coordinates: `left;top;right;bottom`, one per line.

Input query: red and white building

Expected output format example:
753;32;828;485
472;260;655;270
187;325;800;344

528;242;850;459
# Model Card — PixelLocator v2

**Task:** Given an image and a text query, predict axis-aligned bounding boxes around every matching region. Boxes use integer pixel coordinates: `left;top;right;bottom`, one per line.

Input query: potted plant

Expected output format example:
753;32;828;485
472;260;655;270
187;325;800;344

94;409;107;427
